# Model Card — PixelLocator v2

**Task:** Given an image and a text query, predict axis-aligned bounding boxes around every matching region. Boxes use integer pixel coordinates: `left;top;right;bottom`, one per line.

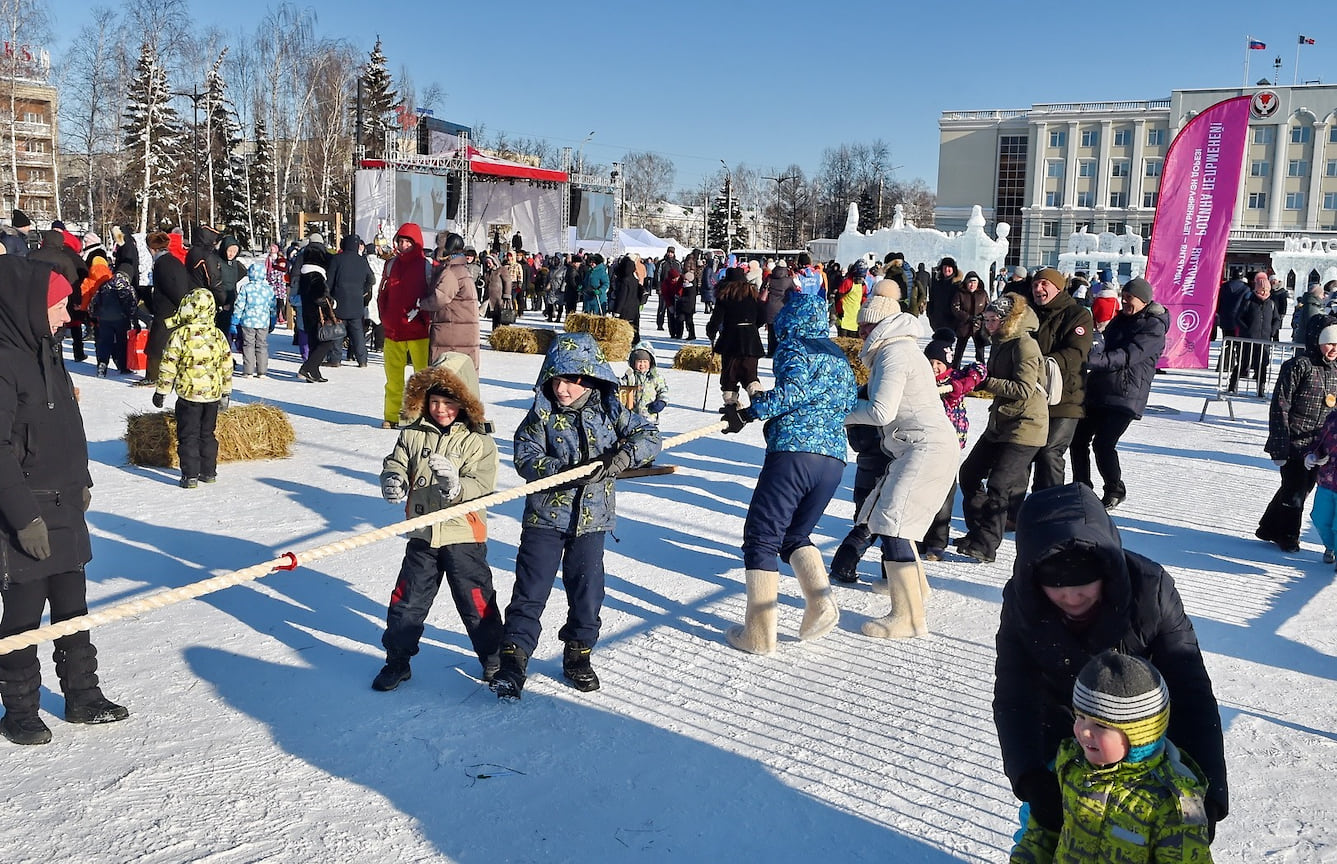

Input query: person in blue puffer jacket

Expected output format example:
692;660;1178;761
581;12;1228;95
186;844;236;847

721;291;857;655
492;332;661;700
232;261;276;378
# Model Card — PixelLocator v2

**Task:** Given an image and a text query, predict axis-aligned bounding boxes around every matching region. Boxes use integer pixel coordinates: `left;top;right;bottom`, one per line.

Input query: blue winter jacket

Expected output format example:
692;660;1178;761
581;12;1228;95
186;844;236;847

745;291;856;460
232;262;275;330
513;332;661;535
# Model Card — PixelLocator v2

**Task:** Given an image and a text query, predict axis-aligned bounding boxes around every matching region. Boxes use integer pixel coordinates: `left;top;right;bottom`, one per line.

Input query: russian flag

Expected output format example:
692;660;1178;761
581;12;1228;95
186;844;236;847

1248;38;1266;49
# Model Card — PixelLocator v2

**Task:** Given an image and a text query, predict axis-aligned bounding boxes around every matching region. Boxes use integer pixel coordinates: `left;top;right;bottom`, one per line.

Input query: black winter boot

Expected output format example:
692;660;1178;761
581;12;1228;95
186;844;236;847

491;642;528;701
371;657;412;692
1;656;50;744
829;525;871;583
562;641;600;692
481;654;501;684
55;636;129;724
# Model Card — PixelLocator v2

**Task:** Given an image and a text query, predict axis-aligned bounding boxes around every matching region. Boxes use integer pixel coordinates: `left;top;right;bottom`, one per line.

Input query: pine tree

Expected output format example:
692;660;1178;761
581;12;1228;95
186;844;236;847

248;116;275;248
122;41;183;233
707;190;748;251
203;49;249;244
353;37;401;160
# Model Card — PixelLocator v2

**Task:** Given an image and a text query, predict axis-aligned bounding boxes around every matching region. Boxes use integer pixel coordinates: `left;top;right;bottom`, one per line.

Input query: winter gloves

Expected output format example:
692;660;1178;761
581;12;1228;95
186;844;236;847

152;392;165;409
428;453;462;501
1273;458;1288;467
16;517;50;560
81;487;91;511
586;448;632;483
1305;452;1329;470
647;399;665;415
721;404;751;434
219;394;230;411
381;474;406;503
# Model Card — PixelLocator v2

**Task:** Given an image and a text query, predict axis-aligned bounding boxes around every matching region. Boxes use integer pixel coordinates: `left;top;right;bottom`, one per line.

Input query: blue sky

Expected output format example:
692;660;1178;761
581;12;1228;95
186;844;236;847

44;0;1335;194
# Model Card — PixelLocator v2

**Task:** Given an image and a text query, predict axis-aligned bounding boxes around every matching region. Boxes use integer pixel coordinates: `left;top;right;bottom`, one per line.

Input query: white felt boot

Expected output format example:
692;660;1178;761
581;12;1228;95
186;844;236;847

791;545;839;641
726;569;779;654
873;546;929;598
861;559;928;639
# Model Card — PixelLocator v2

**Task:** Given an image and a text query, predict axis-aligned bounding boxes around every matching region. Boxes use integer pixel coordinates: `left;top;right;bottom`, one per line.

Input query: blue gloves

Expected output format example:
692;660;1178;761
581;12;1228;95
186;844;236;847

647;399;665;415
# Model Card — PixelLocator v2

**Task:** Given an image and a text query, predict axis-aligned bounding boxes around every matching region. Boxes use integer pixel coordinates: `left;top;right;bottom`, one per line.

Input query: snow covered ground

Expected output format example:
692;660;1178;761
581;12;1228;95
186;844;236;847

2;312;1334;863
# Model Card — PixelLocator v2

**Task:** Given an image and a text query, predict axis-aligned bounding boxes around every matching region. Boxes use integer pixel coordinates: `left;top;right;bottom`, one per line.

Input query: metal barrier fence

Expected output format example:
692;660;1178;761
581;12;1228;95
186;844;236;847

1199;336;1303;420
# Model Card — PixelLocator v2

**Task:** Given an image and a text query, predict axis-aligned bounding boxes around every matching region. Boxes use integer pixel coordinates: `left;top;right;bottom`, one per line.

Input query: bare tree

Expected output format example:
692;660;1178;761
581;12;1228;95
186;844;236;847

58;6;119;231
254;2;316;242
622;151;675;227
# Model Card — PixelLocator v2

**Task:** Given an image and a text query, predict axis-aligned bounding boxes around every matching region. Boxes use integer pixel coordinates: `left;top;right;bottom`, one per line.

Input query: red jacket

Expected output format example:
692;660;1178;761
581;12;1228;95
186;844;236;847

377;223;431;342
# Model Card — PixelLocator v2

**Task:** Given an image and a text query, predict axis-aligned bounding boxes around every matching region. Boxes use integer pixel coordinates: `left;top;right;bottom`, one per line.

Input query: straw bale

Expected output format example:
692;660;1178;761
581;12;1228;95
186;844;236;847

672;345;721;374
564;313;634;362
488;326;554;355
125;402;296;468
832;337;870;386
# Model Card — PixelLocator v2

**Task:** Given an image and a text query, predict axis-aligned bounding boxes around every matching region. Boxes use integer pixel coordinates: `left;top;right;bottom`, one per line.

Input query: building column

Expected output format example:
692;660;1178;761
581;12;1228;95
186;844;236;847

1130;119;1147;213
1306;121;1328;230
1030;121;1048;206
1268;124;1288;227
1094;119;1113;212
1064;120;1079;207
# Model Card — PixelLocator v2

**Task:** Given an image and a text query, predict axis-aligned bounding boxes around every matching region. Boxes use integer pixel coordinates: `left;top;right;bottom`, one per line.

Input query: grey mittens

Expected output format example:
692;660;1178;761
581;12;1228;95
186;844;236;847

17;517;50;560
381;474;407;503
427;453;462;501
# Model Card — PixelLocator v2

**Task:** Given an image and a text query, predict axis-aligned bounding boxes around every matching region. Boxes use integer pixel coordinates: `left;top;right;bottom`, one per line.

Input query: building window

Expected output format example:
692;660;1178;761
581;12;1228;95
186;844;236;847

1044;250;1059;267
21;112;40;124
995;135;1028;268
1048;130;1066;148
1291;125;1312;144
1078;160;1096;178
1147;128;1166;146
1077;191;1095;208
1108;221;1127;234
1248;192;1267;209
1324;192;1337;210
1254;126;1275;144
1080;129;1098;148
1042;220;1059;238
1331;126;1337;144
1113;128;1131;147
1288;159;1309;177
1045;190;1062;207
1109;191;1129;208
1328;159;1337;177
1046;160;1064;178
1110;160;1130;178
1286;191;1306;210
26;140;45;154
1251;160;1270;177
1144;158;1163;178
1140;223;1154;240
1143;191;1159;208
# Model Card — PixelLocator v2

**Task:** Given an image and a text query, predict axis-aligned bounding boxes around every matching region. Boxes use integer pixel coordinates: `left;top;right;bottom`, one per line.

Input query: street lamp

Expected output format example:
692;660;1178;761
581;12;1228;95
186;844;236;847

173;86;206;241
576;130;595;176
762;172;797;257
719;159;732;256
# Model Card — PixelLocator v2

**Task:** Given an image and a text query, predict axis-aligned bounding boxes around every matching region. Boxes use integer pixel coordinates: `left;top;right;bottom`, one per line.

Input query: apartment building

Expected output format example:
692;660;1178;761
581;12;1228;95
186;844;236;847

937;84;1337;270
0;46;59;221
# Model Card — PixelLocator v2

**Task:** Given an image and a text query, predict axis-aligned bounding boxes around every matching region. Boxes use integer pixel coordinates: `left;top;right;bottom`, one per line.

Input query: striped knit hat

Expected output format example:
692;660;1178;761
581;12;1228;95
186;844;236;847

1072;651;1170;762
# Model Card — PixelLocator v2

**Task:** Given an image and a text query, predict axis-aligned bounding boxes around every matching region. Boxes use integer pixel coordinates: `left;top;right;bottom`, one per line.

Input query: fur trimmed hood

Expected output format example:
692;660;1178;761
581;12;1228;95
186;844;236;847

994;292;1039;341
400;365;487;432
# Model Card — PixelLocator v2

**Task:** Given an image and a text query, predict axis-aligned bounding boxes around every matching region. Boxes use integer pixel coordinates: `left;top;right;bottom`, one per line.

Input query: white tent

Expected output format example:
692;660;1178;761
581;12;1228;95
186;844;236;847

566;226;689;259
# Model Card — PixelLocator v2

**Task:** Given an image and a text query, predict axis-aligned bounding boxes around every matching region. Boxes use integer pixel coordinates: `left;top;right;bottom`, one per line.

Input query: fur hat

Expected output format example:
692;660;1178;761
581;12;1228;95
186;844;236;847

857;294;901;326
11;208;30;228
1073;651;1170;761
924;329;956;367
146;231;171;251
1122;277;1154;305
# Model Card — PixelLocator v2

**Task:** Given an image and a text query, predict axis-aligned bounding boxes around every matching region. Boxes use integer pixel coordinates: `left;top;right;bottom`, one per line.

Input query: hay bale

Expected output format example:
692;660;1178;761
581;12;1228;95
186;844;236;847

125;402;296;468
832;337;870;386
564;313;634;362
672;345;721;374
488;326;554;355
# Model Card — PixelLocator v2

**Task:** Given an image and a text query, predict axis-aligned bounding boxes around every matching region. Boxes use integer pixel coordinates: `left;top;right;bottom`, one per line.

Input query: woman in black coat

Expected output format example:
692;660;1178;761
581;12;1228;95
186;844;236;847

296;245;335;382
0;258;128;744
706;267;765;410
1069;278;1168;509
610;255;644;342
1230;274;1281;395
144;233;192;384
995;483;1227;841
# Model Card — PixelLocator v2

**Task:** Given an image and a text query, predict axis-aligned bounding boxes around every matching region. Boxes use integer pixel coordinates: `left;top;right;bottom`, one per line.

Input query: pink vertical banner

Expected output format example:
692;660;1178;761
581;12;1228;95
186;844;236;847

1146;95;1251;369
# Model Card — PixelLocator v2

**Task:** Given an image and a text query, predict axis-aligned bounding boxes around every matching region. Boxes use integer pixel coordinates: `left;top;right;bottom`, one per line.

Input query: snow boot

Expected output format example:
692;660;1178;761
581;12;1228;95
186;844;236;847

726;569;778;654
830;525;871;583
481;655;501;684
371;657;412;692
791;545;838;641
0;657;50;745
562;641;600;692
55;635;129;724
491;642;529;701
862;558;928;639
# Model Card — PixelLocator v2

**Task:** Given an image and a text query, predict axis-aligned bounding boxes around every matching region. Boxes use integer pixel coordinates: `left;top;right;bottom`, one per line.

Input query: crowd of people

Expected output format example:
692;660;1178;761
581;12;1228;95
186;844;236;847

7;205;1284;858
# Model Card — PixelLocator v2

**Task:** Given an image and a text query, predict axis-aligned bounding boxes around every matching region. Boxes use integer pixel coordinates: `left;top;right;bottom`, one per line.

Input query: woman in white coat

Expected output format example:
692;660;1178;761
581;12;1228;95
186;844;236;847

844;295;960;638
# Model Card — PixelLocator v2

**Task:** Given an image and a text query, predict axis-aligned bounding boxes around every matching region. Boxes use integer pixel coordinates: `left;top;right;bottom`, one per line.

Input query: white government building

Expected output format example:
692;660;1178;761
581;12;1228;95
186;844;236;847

936;84;1337;279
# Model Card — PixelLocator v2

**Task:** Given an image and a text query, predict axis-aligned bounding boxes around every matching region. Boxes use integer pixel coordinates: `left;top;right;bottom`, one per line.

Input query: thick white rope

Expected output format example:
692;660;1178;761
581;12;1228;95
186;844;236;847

0;419;729;655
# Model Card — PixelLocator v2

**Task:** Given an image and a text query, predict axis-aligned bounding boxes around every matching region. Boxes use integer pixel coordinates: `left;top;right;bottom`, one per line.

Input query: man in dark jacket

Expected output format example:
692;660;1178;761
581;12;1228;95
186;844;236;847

995;483;1228;842
143;232;192;384
926;256;963;331
31;229;90;361
1070;277;1168;510
1257;312;1337;552
185;225;224;316
1028;267;1095;491
1230;272;1281;395
0;258;128;745
215;235;243;335
326;235;375;366
0;209;32;257
1216;269;1249;338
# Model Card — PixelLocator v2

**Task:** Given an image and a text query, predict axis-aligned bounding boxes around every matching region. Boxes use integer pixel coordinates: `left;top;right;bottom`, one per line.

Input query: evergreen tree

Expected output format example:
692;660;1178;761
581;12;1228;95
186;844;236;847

122;41;183;233
203;49;249;244
248;116;275;249
353;37;401;160
707;189;748;251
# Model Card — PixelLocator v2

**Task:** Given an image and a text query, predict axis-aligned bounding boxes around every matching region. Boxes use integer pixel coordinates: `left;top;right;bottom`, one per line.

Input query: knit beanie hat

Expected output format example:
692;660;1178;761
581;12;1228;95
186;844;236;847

628;347;653;367
1123;277;1154;305
986;293;1016;319
1033;267;1066;290
924;328;957;366
857;294;901;326
46;274;71;309
1320;324;1337;345
871;278;902;300
11;208;30;228
1072;651;1171;762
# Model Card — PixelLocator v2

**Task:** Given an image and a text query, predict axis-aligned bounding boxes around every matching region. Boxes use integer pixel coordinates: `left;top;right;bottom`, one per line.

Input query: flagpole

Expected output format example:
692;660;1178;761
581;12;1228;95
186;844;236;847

1244;37;1252;88
1295;38;1301;85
